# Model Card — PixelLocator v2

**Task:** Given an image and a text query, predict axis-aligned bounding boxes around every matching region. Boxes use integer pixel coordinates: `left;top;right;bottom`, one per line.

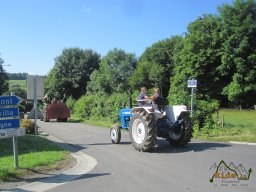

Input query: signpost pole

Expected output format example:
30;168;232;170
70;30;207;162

191;87;194;117
34;75;38;149
13;136;18;168
11;92;18;168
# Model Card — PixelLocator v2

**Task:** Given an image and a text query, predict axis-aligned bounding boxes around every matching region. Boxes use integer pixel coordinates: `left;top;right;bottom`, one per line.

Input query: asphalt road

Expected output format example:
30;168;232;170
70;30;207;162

37;120;256;192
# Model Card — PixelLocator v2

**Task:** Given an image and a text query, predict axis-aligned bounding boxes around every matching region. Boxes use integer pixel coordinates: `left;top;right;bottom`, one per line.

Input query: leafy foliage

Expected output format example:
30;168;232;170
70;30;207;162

218;0;256;108
73;92;138;123
87;48;136;95
4;85;26;99
45;48;100;99
193;99;220;129
0;56;9;95
20;119;35;134
168;14;224;106
130;36;183;98
66;96;76;112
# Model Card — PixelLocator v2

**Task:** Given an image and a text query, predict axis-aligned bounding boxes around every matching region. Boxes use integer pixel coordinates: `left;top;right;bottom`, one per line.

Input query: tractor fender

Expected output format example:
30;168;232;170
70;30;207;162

166;105;189;122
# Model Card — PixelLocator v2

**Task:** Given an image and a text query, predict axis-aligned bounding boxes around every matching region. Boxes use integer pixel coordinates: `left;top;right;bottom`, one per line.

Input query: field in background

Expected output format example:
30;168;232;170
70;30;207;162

194;109;256;142
9;80;26;90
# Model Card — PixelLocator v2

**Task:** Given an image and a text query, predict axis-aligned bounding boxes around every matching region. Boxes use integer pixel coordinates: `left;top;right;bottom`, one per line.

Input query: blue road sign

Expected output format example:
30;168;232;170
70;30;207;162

0;107;19;118
0;95;22;107
0;118;20;129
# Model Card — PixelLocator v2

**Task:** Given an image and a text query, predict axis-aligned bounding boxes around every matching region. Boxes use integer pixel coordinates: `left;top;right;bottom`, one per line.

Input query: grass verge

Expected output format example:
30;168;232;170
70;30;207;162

0;134;68;181
193;109;256;143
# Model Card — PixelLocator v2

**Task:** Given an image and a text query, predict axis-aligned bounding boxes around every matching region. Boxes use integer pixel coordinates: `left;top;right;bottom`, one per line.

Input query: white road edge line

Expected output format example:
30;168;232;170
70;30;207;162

229;141;256;146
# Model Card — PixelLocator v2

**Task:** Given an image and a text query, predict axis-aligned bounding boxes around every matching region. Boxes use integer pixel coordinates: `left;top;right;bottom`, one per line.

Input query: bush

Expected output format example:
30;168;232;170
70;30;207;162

73;94;98;118
20;119;35;134
73;92;135;123
193;99;219;129
66;96;76;112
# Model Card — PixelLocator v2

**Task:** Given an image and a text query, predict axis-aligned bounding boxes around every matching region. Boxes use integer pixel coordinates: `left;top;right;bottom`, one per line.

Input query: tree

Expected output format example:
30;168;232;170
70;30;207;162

168;14;224;106
45;48;100;99
130;36;183;98
218;0;256;108
0;56;9;95
87;48;137;95
167;15;224;128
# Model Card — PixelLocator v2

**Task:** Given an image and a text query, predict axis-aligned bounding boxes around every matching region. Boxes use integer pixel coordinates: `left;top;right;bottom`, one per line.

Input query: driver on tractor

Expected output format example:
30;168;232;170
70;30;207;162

137;87;150;106
137;87;166;111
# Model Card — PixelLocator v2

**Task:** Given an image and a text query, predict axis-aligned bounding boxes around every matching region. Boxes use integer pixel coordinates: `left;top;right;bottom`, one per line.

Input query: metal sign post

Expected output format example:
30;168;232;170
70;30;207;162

11;93;18;168
34;75;38;135
187;79;197;117
27;75;44;147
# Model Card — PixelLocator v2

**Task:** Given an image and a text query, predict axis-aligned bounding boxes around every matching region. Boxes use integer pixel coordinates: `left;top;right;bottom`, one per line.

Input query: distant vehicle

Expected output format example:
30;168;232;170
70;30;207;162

43;102;70;122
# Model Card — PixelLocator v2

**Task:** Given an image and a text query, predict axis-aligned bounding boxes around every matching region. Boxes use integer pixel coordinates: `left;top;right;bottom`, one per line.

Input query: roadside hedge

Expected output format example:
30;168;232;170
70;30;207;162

73;92;139;123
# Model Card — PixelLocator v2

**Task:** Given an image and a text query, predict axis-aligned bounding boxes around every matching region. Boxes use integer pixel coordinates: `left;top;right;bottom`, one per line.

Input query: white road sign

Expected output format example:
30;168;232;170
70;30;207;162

27;75;45;100
0;128;25;139
188;79;197;88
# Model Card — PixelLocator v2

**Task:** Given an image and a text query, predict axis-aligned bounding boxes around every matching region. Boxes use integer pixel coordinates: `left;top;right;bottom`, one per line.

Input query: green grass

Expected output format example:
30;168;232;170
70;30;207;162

0;135;67;181
194;109;256;142
8;80;26;90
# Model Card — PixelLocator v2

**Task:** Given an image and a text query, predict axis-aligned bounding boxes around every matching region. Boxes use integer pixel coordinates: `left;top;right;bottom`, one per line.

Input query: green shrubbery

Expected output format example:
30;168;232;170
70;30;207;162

71;90;220;131
20;119;35;134
73;92;138;123
66;96;76;112
193;99;220;129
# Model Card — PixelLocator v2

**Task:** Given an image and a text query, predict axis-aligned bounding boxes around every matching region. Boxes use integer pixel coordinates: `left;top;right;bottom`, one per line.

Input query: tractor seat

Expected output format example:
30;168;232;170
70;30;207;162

153;96;166;112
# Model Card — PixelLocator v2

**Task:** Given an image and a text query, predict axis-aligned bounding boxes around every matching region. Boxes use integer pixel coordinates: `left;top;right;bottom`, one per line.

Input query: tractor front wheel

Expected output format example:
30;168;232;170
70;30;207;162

129;110;156;152
110;125;121;144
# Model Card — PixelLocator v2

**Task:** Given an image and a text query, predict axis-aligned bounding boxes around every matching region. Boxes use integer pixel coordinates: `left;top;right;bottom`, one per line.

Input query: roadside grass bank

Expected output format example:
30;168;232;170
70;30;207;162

72;109;256;143
0;134;69;182
193;109;256;143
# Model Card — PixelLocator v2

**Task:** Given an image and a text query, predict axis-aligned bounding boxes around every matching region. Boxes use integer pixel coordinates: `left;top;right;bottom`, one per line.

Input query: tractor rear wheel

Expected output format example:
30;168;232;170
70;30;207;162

167;112;193;147
129;110;156;152
110;125;121;144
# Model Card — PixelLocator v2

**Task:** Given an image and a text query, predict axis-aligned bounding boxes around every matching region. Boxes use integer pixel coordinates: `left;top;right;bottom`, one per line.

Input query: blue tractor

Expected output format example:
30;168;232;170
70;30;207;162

110;98;193;152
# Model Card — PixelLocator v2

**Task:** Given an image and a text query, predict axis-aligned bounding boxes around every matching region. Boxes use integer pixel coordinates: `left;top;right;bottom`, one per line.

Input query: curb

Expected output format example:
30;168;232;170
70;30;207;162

229;141;256;146
5;133;98;192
